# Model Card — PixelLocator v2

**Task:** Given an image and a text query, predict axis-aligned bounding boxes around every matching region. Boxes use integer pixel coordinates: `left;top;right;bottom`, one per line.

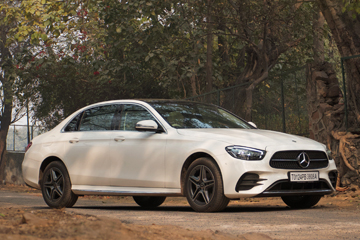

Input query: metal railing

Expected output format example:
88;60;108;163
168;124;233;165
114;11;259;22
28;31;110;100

340;54;360;131
187;66;309;136
6;125;46;152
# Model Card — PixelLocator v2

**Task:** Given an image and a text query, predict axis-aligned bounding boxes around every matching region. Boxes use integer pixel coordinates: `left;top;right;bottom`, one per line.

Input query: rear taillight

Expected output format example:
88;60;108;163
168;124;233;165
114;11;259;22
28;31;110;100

25;142;32;153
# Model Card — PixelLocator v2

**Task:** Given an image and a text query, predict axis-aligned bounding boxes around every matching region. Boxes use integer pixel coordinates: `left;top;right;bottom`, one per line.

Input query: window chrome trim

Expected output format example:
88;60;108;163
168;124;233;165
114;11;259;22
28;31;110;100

61;101;168;134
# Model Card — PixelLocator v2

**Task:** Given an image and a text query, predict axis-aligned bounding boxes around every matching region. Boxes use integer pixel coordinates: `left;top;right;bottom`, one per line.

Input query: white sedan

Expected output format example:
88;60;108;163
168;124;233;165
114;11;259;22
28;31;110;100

22;100;338;212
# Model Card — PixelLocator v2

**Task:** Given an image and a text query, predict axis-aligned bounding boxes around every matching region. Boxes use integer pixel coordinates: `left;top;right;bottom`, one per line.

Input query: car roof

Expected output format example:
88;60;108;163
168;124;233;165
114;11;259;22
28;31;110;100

140;99;213;105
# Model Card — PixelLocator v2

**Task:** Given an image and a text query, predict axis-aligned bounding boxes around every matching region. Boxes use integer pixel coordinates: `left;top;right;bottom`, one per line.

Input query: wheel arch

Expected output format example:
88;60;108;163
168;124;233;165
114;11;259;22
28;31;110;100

39;156;66;185
180;152;223;195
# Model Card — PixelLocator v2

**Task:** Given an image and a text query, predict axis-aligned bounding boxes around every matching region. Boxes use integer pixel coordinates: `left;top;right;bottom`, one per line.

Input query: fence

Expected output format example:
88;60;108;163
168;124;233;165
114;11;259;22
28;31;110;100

187;66;309;136
6;125;46;152
340;54;360;131
6;67;309;151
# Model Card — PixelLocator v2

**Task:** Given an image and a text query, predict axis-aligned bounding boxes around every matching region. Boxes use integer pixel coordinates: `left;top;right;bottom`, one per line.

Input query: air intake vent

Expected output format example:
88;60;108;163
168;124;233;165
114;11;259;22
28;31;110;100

328;171;338;188
236;173;266;191
257;179;333;197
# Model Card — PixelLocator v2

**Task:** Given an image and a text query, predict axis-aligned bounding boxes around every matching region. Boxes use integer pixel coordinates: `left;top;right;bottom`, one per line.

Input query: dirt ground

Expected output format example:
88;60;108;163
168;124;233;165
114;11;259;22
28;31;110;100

1;184;359;240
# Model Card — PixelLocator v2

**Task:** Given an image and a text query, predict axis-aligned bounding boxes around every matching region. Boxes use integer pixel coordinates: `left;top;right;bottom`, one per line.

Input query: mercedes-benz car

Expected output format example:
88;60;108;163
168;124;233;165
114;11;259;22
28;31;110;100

22;99;338;212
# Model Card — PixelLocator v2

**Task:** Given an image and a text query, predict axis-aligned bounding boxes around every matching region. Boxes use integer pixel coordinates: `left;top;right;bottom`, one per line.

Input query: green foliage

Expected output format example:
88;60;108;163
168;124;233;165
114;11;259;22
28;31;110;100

1;0;328;130
342;0;360;17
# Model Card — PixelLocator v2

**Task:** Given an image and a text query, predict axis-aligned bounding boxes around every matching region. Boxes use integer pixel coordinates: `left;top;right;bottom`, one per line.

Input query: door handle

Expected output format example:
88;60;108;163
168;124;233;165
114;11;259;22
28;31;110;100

69;138;79;144
114;136;125;142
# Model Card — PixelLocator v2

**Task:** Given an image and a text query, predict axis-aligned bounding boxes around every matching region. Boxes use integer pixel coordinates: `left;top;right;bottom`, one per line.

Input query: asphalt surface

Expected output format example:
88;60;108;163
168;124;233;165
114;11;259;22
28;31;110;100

1;190;360;239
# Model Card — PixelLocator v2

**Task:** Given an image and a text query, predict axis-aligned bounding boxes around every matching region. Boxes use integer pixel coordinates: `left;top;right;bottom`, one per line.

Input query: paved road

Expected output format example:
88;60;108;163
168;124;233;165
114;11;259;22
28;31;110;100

1;190;360;239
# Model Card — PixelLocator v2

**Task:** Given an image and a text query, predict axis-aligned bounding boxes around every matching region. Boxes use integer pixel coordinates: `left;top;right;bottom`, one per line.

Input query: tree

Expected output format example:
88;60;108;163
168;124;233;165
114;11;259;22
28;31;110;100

0;23;15;181
0;3;29;181
0;0;83;180
318;0;360;128
307;0;360;188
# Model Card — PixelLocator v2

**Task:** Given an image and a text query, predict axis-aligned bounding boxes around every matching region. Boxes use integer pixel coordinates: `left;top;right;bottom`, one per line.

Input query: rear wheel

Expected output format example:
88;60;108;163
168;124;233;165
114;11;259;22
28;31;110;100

184;157;229;212
133;196;166;208
281;195;322;209
41;161;78;208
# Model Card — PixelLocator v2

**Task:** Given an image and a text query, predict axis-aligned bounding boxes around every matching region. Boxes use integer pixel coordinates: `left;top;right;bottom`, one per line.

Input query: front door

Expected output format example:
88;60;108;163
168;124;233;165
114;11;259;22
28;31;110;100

109;104;167;188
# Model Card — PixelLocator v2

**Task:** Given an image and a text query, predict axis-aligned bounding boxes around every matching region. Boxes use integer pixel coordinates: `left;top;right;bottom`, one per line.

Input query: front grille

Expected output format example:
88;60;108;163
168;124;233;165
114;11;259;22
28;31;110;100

257;179;333;197
270;150;328;169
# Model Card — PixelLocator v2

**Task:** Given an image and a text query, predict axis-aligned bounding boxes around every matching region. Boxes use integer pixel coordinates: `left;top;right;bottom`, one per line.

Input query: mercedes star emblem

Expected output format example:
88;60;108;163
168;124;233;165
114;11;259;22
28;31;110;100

297;152;310;168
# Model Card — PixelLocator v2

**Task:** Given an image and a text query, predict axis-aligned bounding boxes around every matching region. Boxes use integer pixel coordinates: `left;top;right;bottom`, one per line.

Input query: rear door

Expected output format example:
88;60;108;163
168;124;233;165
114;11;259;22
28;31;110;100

62;104;120;186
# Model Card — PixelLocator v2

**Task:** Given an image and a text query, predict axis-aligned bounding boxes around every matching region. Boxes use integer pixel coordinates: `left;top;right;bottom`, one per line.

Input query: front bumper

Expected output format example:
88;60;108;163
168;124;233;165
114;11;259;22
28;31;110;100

218;146;338;199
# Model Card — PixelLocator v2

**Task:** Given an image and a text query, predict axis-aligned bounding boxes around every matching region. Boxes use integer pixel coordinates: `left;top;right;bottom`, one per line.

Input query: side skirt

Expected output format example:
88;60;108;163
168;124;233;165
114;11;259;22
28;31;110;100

72;185;182;197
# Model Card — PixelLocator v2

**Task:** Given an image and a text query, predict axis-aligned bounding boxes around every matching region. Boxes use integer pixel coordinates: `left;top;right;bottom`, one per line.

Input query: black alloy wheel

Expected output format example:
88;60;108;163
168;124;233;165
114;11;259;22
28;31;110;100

41;161;78;208
185;157;229;212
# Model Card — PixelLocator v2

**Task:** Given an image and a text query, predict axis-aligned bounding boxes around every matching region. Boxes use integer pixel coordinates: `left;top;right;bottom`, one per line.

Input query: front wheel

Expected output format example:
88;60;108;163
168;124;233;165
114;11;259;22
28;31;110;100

184;157;229;212
281;195;322;209
133;196;166;208
41;161;78;208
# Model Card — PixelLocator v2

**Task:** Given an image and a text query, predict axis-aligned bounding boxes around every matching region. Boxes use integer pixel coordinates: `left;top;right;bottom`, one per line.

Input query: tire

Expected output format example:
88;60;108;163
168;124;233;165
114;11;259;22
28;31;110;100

281;195;322;209
133;196;166;208
41;161;78;208
184;157;229;212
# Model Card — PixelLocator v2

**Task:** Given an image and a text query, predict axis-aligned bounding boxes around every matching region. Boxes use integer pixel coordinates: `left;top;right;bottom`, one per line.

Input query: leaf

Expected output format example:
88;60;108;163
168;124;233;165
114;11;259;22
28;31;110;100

54;30;60;37
116;28;122;33
0;213;5;217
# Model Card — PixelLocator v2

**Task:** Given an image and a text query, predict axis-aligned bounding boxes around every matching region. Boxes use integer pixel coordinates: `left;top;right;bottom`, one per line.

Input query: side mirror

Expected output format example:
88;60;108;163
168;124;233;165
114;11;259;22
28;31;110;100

248;122;257;128
135;120;161;132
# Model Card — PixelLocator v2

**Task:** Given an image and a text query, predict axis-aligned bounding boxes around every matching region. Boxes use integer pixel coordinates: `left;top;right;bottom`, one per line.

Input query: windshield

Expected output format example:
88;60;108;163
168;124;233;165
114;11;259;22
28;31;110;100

149;101;253;129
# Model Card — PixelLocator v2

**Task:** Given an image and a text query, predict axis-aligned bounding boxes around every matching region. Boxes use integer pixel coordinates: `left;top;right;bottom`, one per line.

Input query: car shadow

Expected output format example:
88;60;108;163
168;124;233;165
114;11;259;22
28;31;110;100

69;204;297;213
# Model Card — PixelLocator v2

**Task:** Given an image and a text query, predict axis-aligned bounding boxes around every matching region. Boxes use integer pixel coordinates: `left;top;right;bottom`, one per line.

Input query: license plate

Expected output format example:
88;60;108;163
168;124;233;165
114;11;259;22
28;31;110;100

289;172;319;182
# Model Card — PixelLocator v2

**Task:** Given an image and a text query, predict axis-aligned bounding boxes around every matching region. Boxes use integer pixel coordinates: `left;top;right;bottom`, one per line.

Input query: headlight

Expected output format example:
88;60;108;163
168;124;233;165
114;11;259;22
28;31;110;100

225;146;266;160
326;146;333;160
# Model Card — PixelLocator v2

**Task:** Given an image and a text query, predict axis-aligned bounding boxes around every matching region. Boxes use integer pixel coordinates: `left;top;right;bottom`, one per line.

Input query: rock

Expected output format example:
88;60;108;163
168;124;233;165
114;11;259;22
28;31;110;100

312;71;328;81
20;213;49;226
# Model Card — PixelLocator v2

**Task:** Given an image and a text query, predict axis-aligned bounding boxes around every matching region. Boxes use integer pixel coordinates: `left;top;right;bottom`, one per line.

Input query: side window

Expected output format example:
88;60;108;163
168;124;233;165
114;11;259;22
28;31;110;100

120;104;155;131
79;105;120;131
64;113;82;132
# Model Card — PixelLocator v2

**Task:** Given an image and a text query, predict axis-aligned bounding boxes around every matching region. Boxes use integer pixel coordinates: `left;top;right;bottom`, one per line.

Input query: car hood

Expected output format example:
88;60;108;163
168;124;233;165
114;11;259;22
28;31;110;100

176;128;324;150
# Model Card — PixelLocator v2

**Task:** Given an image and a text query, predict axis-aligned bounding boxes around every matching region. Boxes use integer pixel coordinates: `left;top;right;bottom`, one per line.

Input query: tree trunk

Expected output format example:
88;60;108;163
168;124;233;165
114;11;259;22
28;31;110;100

318;0;360;128
205;0;213;102
313;9;325;64
0;23;14;183
0;79;13;182
190;73;197;97
316;0;360;187
307;62;360;189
